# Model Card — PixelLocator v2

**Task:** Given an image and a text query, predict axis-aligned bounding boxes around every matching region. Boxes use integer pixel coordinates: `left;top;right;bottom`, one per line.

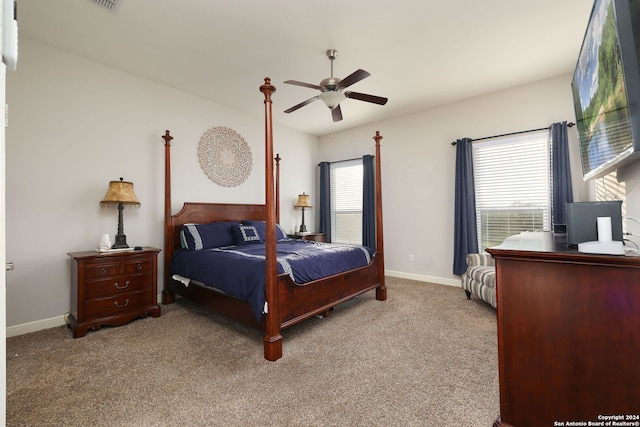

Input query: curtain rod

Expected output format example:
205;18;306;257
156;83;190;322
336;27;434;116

317;156;371;166
450;122;575;146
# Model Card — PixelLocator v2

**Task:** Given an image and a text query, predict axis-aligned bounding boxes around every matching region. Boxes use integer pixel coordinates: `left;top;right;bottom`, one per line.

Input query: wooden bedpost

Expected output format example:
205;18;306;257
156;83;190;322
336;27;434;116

373;131;387;301
260;77;282;361
162;130;175;305
275;153;281;224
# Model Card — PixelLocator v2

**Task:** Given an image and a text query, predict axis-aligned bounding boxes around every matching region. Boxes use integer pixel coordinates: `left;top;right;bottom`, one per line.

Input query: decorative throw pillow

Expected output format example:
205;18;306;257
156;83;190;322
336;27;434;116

241;220;288;241
233;224;262;244
181;222;237;250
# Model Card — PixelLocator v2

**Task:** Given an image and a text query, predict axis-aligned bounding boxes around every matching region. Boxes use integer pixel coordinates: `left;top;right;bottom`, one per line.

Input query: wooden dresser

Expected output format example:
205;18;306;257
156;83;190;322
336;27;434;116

67;247;161;338
487;232;640;427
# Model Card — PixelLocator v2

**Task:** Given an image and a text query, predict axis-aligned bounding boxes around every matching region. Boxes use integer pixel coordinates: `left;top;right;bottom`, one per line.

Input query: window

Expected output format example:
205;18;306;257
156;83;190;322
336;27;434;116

330;160;363;244
473;131;551;251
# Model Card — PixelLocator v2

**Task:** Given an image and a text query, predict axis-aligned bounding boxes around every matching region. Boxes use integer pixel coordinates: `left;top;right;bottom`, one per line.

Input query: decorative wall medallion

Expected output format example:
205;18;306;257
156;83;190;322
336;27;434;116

197;126;253;187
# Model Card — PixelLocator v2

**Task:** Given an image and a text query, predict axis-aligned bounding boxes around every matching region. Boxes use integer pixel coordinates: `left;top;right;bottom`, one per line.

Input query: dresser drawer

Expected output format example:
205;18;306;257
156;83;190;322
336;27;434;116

84;256;155;279
84;290;153;319
85;274;152;299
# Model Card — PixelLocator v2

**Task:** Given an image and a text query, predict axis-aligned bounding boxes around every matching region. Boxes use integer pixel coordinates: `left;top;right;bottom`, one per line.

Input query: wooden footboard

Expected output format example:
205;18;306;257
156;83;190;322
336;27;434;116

279;255;384;328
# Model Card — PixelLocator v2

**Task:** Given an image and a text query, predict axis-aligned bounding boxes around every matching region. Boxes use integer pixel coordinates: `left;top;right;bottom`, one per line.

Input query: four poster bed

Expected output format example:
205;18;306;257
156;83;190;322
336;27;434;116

161;78;386;361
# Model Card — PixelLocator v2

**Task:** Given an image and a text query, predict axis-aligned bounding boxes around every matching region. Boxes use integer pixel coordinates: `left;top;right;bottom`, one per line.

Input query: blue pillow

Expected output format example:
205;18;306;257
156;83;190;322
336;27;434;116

181;222;237;250
241;220;288;241
233;224;262;244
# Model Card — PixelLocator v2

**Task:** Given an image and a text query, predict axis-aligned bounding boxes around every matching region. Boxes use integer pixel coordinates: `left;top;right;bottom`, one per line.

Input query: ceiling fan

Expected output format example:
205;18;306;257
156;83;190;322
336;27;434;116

283;49;388;122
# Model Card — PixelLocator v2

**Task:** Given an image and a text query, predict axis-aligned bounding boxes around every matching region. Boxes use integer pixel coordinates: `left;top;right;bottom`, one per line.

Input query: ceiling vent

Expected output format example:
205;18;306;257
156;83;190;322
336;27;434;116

88;0;122;13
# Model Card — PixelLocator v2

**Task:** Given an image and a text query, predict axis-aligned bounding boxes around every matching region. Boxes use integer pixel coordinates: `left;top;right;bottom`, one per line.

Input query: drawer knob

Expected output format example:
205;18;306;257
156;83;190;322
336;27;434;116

100;268;107;275
114;299;130;309
136;264;143;270
114;281;130;290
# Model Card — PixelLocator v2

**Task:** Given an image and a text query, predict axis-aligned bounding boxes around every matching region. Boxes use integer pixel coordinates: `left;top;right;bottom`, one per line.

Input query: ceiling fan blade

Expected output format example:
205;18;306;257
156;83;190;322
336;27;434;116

331;104;343;122
284;95;320;113
284;80;322;91
337;69;371;89
345;91;388;105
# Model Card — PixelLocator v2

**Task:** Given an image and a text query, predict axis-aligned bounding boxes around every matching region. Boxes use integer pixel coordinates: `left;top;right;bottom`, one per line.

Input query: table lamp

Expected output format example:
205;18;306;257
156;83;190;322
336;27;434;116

294;193;312;233
100;177;140;249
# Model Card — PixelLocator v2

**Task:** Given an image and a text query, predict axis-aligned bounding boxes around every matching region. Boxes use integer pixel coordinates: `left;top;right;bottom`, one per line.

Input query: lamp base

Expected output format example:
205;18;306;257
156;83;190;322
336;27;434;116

112;233;129;249
299;206;308;233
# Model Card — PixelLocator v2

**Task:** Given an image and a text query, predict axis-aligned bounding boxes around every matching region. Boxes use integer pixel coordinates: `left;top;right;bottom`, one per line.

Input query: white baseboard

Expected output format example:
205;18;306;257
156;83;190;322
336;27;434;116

6;315;67;338
385;270;460;287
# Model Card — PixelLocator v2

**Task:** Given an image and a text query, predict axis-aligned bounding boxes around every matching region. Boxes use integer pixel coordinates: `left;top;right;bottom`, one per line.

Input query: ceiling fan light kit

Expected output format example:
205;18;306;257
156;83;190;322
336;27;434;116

284;49;388;122
319;91;345;109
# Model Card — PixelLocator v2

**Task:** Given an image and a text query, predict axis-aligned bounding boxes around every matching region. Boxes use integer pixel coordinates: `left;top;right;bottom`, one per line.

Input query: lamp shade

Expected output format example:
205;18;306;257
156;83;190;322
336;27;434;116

294;193;312;208
100;178;140;208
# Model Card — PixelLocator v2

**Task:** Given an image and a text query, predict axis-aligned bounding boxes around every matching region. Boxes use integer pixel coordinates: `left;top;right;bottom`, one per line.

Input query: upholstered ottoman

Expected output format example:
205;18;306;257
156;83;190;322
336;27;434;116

460;253;497;308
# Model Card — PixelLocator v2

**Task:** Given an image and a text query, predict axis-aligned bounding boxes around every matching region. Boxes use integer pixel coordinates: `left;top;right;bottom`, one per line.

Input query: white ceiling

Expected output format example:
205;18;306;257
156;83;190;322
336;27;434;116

18;0;594;136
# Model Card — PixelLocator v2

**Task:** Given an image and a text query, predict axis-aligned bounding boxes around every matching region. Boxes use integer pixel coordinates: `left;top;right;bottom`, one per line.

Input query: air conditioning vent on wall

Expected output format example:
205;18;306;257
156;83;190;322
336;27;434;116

88;0;122;13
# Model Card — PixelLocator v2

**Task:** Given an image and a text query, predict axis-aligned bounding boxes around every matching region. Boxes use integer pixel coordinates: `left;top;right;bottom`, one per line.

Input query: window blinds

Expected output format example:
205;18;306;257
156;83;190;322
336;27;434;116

330;160;363;244
473;131;551;251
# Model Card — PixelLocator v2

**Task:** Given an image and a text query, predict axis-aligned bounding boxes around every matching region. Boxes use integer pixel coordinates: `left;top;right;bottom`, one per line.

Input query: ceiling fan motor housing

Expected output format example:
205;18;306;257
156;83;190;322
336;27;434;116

320;77;341;89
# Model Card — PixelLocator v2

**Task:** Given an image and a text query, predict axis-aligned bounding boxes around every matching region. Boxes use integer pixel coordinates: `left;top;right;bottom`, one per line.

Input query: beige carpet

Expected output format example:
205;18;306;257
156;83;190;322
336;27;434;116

6;277;499;426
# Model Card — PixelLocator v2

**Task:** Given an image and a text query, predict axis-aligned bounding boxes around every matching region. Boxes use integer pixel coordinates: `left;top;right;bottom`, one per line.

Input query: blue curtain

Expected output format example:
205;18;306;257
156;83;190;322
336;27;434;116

362;155;375;249
318;161;331;242
453;138;478;275
550;121;573;226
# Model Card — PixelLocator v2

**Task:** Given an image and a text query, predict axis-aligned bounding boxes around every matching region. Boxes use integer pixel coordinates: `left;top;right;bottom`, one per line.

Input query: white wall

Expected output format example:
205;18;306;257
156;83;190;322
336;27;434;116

616;162;640;233
8;39;640;332
319;74;591;285
5;39;317;328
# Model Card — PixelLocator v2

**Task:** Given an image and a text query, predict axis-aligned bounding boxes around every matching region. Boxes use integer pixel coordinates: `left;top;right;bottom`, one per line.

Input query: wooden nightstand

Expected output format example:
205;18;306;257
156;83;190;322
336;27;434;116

67;247;161;338
287;233;326;242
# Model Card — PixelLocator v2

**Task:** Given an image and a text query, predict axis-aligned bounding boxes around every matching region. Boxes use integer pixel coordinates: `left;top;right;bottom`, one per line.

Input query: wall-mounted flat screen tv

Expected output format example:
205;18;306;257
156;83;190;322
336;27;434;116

571;0;640;181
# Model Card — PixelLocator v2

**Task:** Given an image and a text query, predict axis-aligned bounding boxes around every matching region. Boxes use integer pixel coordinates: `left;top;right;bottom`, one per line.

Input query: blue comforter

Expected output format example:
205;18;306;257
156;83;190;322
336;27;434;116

170;239;373;320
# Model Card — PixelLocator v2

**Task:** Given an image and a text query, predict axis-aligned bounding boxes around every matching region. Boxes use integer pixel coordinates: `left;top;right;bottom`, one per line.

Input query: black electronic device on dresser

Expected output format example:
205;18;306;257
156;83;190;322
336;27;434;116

565;200;623;246
67;247;161;337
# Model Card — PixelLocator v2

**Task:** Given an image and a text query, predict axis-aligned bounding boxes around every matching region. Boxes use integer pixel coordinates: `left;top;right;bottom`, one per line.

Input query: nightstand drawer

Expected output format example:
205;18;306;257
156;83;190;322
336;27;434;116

85;274;152;299
84;290;152;319
84;257;154;279
85;263;120;279
123;258;154;275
